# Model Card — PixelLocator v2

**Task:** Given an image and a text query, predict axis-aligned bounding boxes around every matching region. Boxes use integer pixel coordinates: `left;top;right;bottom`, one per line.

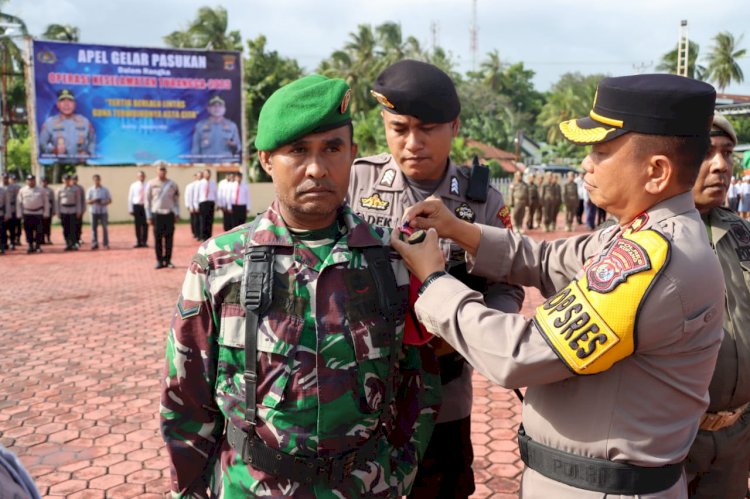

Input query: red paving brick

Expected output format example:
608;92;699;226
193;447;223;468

0;218;594;497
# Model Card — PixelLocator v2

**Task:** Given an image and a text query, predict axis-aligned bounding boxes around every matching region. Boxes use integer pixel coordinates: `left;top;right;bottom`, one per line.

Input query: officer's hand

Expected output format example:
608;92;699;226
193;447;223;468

148;218;153;225
402;196;463;240
390;227;445;282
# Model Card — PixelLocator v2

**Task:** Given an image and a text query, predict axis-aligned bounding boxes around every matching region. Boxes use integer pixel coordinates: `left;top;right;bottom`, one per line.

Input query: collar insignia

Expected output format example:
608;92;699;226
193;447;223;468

380;169;396;187
360;193;389;210
450;176;460;196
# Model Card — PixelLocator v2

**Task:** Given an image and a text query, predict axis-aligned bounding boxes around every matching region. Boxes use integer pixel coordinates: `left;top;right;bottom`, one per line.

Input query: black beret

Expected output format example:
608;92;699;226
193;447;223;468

372;60;460;124
560;74;716;145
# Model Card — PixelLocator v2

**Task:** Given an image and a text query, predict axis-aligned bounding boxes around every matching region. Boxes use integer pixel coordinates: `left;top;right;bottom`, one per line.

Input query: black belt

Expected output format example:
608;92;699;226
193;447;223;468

518;425;683;494
227;423;383;486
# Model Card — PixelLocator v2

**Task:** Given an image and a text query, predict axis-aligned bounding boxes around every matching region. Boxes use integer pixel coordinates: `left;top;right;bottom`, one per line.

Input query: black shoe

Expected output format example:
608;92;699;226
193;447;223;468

165;262;175;269
26;247;33;254
64;246;71;251
91;244;98;250
10;244;15;250
35;247;42;253
133;243;141;248
154;262;165;269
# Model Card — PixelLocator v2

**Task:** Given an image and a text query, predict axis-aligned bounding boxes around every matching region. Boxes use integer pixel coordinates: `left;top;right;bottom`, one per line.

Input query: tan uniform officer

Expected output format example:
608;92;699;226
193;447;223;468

17;175;50;253
508;171;529;234
347;59;524;499
685;113;750;499
526;174;540;230
562;172;579;231
392;74;724;498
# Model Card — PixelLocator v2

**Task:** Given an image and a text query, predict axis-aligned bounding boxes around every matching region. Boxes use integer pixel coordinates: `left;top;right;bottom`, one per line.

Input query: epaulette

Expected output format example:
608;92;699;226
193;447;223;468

353;153;391;166
456;165;471;178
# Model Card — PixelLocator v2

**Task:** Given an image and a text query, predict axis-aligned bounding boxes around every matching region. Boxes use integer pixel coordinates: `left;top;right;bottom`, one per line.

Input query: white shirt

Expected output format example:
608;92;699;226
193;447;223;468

217;178;230;208
229;180;251;208
128;180;147;212
728;182;739;198
185;180;198;210
197;178;217;203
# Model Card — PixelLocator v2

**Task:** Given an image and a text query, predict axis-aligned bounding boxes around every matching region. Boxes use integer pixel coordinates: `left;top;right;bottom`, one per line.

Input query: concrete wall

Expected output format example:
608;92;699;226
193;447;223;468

49;166;277;223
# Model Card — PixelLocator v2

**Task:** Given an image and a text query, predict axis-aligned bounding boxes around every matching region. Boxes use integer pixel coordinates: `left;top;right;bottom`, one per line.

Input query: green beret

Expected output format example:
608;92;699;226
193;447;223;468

255;75;352;151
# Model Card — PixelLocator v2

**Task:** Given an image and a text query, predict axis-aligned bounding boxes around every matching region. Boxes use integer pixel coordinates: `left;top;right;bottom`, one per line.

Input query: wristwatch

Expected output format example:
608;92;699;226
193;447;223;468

418;270;448;296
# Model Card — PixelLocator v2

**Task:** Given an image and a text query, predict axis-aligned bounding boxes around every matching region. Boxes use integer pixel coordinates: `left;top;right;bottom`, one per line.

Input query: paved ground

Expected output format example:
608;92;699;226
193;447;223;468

0;218;586;498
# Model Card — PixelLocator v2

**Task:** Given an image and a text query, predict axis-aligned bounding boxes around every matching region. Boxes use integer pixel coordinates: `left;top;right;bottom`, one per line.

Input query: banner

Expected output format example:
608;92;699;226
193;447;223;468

32;40;243;165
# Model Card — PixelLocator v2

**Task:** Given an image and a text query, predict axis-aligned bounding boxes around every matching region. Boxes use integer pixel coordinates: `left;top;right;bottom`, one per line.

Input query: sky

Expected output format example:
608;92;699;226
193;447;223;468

10;0;750;95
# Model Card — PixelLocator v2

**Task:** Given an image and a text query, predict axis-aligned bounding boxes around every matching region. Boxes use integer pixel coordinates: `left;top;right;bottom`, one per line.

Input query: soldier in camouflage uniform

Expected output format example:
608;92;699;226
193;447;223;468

508;171;529;234
161;75;441;498
562;172;579;231
533;174;544;229
525;173;540;230
541;172;562;232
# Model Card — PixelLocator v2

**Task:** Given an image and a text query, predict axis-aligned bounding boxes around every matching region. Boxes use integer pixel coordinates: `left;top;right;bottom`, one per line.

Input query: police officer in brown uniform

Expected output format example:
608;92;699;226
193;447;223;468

393;74;725;498
509;171;529;234
347;59;524;499
685;113;750;499
526;173;540;230
562;172;579;231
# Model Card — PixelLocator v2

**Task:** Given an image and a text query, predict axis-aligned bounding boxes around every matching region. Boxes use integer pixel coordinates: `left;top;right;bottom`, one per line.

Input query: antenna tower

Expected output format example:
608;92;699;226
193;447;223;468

676;20;689;77
470;0;478;71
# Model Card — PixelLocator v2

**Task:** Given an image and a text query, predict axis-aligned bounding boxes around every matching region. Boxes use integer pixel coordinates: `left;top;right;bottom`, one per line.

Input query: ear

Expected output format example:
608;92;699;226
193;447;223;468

258;151;272;176
644;154;673;195
451;117;461;138
350;142;359;162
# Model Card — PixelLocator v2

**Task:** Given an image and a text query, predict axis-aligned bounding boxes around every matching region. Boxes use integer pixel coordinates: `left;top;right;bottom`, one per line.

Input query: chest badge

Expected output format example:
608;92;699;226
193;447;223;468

586;238;652;293
731;223;750;244
455;203;476;223
360;193;389;210
380;169;396;187
450;176;460;196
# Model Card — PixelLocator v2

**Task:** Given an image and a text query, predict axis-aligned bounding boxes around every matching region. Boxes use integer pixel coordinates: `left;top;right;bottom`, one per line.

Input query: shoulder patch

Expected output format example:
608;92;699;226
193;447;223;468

360;193;389;210
497;205;512;229
533;230;670;375
730;223;750;245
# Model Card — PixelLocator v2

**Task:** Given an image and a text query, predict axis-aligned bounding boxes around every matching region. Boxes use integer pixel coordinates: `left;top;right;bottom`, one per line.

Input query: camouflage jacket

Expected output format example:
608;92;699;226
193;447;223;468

161;200;441;498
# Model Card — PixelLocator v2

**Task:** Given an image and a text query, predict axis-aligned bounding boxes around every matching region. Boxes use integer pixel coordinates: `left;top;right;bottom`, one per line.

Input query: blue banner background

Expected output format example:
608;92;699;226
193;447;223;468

33;40;243;165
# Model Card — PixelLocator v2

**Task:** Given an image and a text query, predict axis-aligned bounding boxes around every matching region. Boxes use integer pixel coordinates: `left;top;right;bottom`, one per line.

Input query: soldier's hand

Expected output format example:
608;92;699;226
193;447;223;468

390;227;445;282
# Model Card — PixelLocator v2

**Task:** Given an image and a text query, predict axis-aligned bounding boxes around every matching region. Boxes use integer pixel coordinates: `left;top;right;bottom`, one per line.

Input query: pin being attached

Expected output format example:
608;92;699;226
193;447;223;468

399;222;426;244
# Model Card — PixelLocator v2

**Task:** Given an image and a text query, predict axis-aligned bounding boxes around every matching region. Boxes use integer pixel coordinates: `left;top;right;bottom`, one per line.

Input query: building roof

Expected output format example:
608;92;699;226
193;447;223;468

466;139;522;173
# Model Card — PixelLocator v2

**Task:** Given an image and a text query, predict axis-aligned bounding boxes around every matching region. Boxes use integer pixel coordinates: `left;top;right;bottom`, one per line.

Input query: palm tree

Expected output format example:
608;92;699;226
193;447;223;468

704;31;746;91
164;6;242;51
537;73;603;143
478;50;504;92
656;41;704;79
41;24;79;42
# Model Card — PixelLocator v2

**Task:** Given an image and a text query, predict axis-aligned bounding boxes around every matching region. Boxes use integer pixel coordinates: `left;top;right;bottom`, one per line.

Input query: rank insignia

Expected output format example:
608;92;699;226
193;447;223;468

360;193;389;210
370;90;395;109
623;213;649;235
450;176;460;195
586;238;651;293
177;295;201;319
380;169;396;187
455;203;476;223
497;205;512;229
731;223;750;244
340;89;351;114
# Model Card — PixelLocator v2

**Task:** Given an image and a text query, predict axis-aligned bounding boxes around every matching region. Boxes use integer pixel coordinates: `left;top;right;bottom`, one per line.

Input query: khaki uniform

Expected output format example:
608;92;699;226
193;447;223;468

57;185;84;248
347;153;524;496
685;207;750;498
562;181;579;231
508;180;529;233
415;192;725;498
17;186;50;219
526;182;540;230
541;181;561;231
145;178;180;266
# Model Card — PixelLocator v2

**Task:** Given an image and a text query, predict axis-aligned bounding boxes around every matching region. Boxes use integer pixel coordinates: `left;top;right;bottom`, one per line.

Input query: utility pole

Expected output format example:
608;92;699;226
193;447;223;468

430;21;440;52
470;0;478;72
676;20;689;77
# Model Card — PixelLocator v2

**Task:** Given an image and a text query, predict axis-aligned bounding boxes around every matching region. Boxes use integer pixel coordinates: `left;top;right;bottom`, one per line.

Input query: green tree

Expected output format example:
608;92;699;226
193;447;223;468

537;72;604;144
164;6;242;51
704;32;746;91
459;79;517;150
6;133;30;176
656;41;704;79
41;24;79;42
243;35;303;180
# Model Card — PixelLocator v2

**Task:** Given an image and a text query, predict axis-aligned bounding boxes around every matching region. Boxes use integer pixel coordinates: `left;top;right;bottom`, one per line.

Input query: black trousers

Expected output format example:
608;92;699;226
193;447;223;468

230;205;247;228
408;416;475;499
190;211;200;239
132;204;148;245
43;217;51;241
222;208;233;231
198;201;215;240
23;214;43;248
153;213;175;264
60;213;77;247
7;214;19;244
74;212;82;242
0;216;5;250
